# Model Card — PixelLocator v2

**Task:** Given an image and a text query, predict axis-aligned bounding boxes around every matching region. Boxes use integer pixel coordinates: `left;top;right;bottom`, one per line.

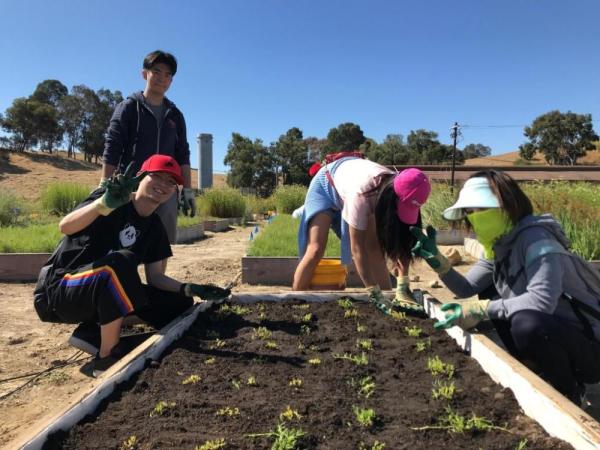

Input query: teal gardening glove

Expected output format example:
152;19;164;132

180;188;197;217
410;225;451;275
180;283;231;300
434;299;490;330
94;162;147;216
366;285;395;315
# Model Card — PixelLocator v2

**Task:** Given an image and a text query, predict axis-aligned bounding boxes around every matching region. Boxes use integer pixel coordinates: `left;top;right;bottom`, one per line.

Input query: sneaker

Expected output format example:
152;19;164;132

68;322;100;355
92;343;127;378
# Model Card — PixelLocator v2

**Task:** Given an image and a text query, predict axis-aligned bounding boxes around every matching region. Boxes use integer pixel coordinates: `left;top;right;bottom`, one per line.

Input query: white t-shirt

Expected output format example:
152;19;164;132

331;159;393;230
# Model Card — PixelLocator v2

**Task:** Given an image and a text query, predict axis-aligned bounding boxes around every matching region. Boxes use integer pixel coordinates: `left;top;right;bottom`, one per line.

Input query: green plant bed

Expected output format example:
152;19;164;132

247;214;341;257
0;222;61;253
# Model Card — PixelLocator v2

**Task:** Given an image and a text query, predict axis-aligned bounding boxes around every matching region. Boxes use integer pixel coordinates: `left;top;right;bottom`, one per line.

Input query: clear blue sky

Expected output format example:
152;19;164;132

2;0;599;172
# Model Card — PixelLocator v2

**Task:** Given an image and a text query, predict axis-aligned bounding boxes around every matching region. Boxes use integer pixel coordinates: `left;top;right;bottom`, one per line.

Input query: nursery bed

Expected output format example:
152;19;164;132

46;298;572;449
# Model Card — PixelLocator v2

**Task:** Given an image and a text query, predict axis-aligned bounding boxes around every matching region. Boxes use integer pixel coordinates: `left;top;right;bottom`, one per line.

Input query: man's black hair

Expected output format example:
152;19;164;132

143;50;177;75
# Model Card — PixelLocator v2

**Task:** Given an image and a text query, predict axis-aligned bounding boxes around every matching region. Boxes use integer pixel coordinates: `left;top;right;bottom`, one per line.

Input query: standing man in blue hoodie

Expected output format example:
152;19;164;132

102;50;196;253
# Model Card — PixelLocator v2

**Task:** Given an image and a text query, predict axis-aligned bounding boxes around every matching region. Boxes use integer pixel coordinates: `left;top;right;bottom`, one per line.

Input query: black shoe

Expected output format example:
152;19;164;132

92;344;128;378
567;382;588;408
68;322;100;355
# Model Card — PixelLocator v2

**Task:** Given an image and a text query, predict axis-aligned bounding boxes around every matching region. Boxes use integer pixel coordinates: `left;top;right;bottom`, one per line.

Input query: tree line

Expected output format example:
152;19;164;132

0;79;122;163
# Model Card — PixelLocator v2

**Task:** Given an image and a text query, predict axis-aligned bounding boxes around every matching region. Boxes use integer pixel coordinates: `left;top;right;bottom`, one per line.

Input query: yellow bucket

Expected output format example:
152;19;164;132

309;259;348;290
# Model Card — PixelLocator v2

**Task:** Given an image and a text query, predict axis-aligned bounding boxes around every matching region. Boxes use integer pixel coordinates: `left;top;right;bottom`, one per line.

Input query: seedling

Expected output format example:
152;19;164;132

289;378;303;388
356;323;367;333
333;351;369;366
353;405;377;427
265;340;279;350
300;324;311;335
280;405;302;421
150;401;176;417
427;355;455;379
210;338;226;349
415;338;431;353
344;308;359;319
204;357;216;365
349;375;376;398
337;298;353;309
431;379;457;401
182;374;201;385
247;423;307;450
195;438;226;450
292;303;310;310
253;326;272;340
390;310;406;321
231;379;241;389
412;406;508;433
308;357;321;365
120;435;137;450
301;313;312;323
516;439;528;450
356;338;373;351
359;441;386;450
404;326;422;338
219;304;249;315
247;375;257;386
308;344;319;352
217;406;240;417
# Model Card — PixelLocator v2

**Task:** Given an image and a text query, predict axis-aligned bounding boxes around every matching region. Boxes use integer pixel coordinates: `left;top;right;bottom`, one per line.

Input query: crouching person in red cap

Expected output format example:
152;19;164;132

33;154;230;377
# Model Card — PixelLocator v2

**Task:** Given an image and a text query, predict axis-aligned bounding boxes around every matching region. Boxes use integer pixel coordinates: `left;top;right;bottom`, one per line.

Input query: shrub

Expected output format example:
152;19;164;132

247;214;340;257
0;190;24;226
41;182;91;215
273;185;306;214
197;187;246;218
245;194;276;216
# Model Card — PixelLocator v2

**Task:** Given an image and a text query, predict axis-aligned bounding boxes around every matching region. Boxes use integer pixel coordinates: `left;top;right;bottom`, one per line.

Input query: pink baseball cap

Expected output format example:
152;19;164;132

393;168;431;224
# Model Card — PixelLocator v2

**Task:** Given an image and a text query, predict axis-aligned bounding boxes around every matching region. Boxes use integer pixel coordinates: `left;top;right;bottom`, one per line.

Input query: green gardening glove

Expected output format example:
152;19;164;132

410;225;451;275
434;299;490;330
94;162;147;215
393;276;426;316
181;283;231;300
366;285;394;315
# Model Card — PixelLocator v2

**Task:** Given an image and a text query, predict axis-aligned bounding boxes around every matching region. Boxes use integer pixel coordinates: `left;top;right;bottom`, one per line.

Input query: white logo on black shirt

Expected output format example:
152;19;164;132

119;223;140;248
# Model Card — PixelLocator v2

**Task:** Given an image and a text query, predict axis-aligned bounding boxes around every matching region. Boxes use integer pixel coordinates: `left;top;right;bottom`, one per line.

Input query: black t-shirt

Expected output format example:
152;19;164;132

45;189;172;287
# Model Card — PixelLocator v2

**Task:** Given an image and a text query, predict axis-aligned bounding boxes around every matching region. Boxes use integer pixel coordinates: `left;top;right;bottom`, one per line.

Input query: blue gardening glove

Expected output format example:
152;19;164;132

94;162;147;215
410;225;451;275
180;283;231;300
393;276;425;315
180;188;197;217
434;299;490;330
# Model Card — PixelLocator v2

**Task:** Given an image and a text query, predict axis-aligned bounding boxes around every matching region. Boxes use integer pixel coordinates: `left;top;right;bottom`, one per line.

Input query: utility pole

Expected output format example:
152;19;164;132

450;122;459;194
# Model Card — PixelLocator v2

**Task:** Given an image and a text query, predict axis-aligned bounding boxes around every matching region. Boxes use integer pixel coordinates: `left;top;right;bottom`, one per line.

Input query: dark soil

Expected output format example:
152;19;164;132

47;299;572;450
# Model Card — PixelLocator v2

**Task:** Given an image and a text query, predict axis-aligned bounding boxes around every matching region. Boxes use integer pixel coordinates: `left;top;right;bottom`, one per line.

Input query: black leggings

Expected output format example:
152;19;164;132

50;250;192;327
492;310;600;397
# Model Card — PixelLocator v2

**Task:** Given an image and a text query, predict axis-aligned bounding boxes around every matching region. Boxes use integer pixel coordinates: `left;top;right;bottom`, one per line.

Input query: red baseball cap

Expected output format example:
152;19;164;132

139;154;184;185
393;168;431;225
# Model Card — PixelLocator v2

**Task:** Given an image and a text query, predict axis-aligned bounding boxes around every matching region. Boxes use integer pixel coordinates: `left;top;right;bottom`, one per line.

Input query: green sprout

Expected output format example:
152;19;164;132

337;298;354;309
344;309;359;319
390;310;406;321
415;338;432;353
356;338;373;351
218;303;249;315
353;405;377;427
150;400;176;417
289;378;303;388
404;326;422;338
359;441;386;450
333;351;369;366
308;358;321;365
247;375;257;386
254;326;273;340
301;313;312;323
265;340;279;350
427;355;455;379
300;324;312;335
231;379;241;389
216;406;240;417
204;357;216;365
247;422;307;450
280;405;302;421
356;323;367;333
349;375;375;398
195;438;226;450
412;406;508;434
210;338;226;349
431;379;458;401
515;439;528;450
120;435;138;450
182;374;201;385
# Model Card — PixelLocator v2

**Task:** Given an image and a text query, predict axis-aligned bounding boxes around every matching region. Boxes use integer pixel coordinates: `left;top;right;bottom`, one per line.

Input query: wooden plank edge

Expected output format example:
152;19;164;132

18;300;214;450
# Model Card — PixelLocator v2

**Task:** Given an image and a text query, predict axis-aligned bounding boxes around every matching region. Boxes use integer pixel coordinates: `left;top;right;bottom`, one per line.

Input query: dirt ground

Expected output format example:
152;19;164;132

50;300;571;450
0;221;471;450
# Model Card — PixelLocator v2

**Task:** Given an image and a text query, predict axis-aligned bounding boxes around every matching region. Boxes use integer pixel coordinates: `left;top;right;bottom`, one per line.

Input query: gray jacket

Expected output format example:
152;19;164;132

441;214;600;340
